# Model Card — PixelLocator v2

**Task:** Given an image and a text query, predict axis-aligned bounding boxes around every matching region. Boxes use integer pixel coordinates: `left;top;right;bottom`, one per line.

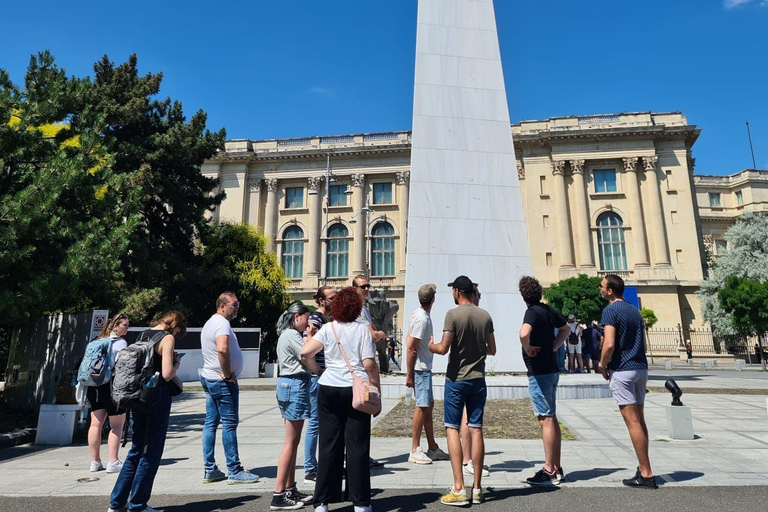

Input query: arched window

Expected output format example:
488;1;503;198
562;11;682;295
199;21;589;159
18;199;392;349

326;223;349;278
597;212;628;271
371;222;395;277
281;226;304;279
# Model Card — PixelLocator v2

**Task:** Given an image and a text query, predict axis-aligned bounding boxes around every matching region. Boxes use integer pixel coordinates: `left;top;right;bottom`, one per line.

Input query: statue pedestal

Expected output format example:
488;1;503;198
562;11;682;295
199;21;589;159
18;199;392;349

666;405;694;440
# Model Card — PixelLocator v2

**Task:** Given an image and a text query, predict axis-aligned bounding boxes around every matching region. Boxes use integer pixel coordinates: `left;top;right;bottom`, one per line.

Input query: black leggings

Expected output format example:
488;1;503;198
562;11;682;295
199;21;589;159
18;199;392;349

313;384;371;507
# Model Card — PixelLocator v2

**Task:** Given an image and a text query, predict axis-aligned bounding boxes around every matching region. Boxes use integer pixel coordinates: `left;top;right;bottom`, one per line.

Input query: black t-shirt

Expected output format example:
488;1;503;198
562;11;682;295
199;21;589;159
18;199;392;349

522;303;566;376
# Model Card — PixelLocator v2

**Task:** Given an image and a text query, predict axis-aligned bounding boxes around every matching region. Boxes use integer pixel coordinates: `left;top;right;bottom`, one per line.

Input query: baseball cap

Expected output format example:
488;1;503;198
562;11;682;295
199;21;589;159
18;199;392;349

418;283;437;302
447;275;474;294
568;314;576;321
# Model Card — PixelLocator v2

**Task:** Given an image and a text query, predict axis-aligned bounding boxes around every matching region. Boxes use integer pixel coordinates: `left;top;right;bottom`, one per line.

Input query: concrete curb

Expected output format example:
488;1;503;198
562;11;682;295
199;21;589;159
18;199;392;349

0;428;36;450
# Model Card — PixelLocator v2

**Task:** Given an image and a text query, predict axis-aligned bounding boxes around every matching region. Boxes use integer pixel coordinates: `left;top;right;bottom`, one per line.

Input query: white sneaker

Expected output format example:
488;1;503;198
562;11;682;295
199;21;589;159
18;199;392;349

143;507;163;512
90;460;105;472
315;505;329;512
462;460;490;477
426;447;449;461
408;447;433;465
106;460;123;473
107;508;126;512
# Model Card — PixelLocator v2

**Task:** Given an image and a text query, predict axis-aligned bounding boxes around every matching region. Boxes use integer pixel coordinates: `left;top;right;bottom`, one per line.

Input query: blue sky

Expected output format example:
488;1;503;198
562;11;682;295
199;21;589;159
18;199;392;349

1;0;766;175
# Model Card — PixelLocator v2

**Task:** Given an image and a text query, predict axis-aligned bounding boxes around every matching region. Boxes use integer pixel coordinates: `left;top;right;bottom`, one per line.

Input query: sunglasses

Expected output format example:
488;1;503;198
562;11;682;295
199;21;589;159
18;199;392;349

227;301;240;308
359;284;371;290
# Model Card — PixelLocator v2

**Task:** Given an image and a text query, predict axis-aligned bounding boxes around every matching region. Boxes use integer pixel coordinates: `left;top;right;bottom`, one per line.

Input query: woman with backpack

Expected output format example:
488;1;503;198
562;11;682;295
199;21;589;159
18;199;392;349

88;313;129;473
271;302;313;510
108;311;186;512
301;287;380;512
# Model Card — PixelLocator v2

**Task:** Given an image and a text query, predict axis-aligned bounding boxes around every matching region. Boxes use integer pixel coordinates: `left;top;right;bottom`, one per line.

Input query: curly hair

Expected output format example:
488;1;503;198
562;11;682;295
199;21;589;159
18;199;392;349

330;286;363;323
518;275;543;304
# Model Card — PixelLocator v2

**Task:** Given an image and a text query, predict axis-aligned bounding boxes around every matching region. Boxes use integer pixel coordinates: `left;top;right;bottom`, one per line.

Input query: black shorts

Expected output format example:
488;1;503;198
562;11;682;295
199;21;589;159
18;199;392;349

86;383;125;416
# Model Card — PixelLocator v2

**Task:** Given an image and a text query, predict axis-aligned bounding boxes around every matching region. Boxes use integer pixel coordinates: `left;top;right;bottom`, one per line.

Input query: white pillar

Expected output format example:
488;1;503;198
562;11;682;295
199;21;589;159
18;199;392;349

622;157;650;267
246;177;261;228
570;160;594;269
264;178;279;253
351;173;366;276
643;155;671;266
552;160;574;268
396;171;410;275
306;176;323;277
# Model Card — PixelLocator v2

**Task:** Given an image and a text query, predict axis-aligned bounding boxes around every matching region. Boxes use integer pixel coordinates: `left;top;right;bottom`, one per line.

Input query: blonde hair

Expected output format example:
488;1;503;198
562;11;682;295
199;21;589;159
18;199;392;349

98;313;129;338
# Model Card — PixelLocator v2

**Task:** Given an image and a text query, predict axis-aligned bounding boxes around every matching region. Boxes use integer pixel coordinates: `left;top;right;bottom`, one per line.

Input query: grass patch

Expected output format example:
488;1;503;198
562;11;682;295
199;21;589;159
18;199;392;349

647;387;767;395
373;398;576;440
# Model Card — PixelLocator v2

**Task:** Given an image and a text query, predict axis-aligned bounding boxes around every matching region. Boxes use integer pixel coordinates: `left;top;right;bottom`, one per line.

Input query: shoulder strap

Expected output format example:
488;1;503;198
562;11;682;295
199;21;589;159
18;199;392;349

331;322;358;376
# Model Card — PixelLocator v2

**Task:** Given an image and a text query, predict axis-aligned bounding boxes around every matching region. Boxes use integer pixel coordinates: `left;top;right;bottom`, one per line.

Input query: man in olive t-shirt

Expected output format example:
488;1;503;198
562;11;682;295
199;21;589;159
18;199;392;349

429;275;496;506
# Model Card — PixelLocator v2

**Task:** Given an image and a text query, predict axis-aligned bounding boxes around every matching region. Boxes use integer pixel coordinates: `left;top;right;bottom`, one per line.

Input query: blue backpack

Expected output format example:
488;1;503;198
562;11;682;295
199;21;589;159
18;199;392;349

77;337;114;386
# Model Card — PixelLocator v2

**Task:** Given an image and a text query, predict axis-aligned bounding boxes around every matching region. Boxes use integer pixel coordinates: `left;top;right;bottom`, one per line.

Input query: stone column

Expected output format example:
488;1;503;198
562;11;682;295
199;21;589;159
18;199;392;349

396;171;410;275
643;156;671;266
264;178;279;252
351;173;366;276
306;176;323;277
552;160;574;268
246;177;262;228
570;160;594;269
622;157;650;267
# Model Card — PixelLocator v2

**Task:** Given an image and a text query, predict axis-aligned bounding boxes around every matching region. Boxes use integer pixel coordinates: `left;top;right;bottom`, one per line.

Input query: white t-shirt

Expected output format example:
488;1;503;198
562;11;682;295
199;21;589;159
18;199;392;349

315;321;375;387
409;308;434;371
109;335;127;371
199;314;243;380
356;306;372;326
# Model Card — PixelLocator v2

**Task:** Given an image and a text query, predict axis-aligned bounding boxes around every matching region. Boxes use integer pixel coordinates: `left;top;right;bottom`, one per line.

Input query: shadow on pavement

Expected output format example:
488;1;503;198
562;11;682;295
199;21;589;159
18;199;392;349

249;465;278;479
158;457;189;467
659;471;705;485
566;467;625;482
160;494;261;511
362;490;441;511
484;486;560;502
490;459;540;473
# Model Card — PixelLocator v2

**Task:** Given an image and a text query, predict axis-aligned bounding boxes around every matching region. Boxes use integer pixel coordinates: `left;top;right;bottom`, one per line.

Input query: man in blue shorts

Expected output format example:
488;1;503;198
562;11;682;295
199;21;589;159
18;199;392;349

429;275;496;506
598;274;658;489
518;276;570;486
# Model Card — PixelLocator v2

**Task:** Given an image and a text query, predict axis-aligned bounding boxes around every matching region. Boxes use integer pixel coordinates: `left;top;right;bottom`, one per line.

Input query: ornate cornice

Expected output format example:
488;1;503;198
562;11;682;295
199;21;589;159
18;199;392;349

396;171;410;186
266;178;279;192
570;159;585;175
308;176;323;193
551;160;566;176
643;155;658;172
622;157;639;173
247;178;261;192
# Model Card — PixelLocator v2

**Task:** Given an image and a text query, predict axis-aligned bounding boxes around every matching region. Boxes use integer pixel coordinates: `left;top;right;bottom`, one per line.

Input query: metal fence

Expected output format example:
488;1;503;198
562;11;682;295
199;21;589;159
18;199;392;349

646;327;766;360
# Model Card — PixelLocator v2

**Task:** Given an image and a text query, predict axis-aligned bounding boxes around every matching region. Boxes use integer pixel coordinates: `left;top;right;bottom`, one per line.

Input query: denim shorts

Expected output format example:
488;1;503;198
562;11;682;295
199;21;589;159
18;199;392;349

276;374;311;420
444;378;487;429
528;372;559;416
414;370;433;407
609;369;648;406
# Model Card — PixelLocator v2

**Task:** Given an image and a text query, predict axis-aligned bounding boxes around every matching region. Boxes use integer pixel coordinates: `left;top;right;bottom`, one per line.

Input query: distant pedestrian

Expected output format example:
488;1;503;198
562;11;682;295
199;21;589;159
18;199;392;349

405;283;449;465
685;340;693;362
582;322;602;373
598;275;658;489
108;311;185;512
302;286;381;512
272;302;314;510
199;292;259;485
518;276;570;486
429;275;496;506
87;313;129;474
567;315;584;373
302;286;335;485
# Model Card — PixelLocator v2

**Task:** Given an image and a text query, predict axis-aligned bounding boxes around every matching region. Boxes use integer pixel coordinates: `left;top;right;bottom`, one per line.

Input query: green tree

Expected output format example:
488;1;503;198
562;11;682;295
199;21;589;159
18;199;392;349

543;274;607;323
717;276;768;336
698;212;768;335
640;308;658;329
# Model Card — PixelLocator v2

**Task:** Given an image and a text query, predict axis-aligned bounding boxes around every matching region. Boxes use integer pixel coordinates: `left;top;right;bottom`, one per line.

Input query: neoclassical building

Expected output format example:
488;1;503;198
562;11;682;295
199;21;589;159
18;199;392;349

203;111;756;333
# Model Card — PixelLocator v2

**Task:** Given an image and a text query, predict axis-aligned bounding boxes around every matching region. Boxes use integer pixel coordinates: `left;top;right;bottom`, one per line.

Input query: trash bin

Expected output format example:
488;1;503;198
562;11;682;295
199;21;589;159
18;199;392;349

36;404;82;445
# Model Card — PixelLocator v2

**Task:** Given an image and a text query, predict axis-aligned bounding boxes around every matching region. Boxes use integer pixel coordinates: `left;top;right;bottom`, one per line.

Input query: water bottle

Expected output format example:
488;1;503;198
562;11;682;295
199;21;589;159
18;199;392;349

145;371;160;389
405;386;413;405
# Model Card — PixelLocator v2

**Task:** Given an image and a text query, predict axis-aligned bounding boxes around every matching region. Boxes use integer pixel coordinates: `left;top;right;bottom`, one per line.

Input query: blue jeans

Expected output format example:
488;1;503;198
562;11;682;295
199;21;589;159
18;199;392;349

443;378;487;429
528;372;559;416
557;345;566;371
110;381;171;512
304;375;320;473
200;377;242;474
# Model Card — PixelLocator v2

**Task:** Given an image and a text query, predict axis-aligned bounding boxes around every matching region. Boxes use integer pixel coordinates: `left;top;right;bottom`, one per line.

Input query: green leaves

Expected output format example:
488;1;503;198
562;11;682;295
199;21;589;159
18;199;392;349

718;275;768;336
543;274;607;324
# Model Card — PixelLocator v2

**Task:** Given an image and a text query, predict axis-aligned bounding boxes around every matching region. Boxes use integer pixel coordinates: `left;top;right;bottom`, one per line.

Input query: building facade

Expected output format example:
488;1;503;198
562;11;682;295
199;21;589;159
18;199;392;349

203;111;751;334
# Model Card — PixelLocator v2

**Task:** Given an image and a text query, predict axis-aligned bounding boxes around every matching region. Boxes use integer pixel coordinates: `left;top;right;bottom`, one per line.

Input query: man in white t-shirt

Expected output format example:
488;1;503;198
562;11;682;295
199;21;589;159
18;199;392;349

199;292;258;485
406;283;449;465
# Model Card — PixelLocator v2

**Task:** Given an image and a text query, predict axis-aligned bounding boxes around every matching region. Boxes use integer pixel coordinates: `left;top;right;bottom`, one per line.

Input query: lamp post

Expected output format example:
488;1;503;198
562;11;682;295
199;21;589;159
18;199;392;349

308;154;353;285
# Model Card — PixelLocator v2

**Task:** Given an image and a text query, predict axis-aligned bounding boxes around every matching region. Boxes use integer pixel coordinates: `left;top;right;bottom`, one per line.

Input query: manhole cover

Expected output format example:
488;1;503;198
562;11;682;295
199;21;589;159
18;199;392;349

77;477;100;483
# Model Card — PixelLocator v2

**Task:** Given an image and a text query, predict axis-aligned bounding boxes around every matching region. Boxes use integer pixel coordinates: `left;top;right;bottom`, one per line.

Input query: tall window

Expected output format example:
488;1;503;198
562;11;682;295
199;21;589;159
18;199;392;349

328;184;348;207
597;212;628;271
708;192;721;208
326;223;349;278
285;187;304;208
736;190;744;206
371;222;395;276
593;169;617;193
372;182;393;204
281;226;304;279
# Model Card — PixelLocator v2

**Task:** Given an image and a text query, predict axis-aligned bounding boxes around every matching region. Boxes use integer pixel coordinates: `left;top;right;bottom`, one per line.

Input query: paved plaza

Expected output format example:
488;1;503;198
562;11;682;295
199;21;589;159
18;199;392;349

0;370;766;503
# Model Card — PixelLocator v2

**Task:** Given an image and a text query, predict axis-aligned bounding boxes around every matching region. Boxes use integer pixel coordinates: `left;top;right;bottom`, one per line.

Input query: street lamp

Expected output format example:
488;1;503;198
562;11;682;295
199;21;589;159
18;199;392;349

308;154;353;285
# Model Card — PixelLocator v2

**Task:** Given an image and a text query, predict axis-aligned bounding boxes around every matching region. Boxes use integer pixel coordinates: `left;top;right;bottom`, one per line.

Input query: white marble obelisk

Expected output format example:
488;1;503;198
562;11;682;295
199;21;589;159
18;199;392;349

403;0;532;373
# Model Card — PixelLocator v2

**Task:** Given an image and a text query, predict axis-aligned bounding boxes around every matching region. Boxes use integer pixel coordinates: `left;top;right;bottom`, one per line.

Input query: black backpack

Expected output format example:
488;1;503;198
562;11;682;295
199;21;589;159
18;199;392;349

111;330;166;410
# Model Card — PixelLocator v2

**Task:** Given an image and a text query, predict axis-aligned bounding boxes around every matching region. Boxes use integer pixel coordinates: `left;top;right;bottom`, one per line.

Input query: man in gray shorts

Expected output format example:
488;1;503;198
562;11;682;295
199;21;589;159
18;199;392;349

598;274;658;489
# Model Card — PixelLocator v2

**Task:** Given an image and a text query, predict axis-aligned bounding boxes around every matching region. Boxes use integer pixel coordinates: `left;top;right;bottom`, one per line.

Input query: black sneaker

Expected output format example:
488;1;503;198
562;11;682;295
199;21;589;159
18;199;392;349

286;486;313;504
303;470;317;485
555;466;565;484
622;473;658;489
526;467;558;486
270;492;304;510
